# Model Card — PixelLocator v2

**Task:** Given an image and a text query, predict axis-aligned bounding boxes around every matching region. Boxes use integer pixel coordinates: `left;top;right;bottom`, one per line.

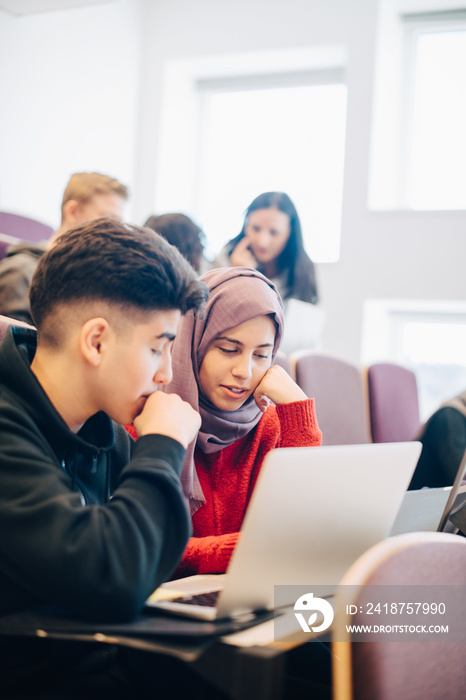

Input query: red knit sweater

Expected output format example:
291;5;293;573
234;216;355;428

176;398;321;576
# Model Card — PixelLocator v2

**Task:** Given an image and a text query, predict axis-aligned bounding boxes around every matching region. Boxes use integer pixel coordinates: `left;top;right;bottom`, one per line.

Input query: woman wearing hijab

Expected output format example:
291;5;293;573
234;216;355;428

162;266;322;576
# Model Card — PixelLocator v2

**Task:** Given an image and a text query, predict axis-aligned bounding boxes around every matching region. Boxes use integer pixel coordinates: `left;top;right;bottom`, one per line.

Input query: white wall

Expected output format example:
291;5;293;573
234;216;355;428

1;0;465;363
0;0;143;228
135;0;466;363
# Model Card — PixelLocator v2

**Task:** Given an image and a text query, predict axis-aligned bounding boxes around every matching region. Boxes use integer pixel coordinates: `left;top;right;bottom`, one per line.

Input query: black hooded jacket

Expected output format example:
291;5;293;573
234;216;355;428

0;326;191;623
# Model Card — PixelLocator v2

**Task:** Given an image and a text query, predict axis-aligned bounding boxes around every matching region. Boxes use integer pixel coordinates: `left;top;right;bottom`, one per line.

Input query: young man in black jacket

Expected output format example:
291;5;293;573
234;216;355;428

0;218;214;698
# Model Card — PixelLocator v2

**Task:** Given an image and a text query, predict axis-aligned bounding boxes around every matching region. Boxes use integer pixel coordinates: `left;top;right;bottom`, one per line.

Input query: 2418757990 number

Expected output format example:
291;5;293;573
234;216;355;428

362;602;446;615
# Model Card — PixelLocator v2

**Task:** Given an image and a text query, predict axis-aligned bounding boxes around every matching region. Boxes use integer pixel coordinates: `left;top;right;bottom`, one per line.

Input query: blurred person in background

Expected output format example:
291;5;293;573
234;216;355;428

0;171;128;325
409;389;466;490
145;212;208;275
213;191;318;305
213;192;323;354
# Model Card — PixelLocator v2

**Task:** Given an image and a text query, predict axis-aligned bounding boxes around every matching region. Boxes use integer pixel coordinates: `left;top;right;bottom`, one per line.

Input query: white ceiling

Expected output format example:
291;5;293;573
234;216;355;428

0;0;117;15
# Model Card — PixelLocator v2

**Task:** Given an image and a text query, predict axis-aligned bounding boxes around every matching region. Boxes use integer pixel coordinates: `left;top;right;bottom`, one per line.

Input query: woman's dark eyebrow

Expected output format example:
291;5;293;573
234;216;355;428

216;336;273;348
155;332;176;341
216;336;242;346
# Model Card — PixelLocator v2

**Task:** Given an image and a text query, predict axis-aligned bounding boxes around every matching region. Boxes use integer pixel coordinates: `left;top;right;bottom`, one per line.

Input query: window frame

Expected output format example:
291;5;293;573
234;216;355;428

362;298;466;421
153;46;348;261
400;11;466;210
194;68;347;262
368;6;466;211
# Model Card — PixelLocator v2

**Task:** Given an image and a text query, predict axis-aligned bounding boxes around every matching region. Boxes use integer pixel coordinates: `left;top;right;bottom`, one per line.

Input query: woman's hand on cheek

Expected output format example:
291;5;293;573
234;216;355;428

253;364;308;411
230;236;258;268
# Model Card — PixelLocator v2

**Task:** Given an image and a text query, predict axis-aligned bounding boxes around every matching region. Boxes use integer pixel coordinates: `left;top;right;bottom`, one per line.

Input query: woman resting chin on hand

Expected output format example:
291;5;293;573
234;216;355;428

160;267;322;576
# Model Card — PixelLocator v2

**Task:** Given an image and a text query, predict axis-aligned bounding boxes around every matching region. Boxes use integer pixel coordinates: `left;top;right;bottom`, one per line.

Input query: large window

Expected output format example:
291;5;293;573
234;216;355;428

196;76;347;262
402;14;466;210
153;48;348;263
362;300;466;421
369;7;466;211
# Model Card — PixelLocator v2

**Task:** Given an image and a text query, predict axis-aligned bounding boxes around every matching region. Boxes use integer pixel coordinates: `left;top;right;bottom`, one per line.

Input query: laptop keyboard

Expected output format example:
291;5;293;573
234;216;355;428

175;590;221;607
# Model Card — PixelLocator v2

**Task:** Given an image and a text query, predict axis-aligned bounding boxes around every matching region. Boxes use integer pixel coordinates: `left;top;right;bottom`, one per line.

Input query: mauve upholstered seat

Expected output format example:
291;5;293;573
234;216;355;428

368;362;421;443
291;351;370;446
274;350;293;377
333;531;466;700
0;211;53;243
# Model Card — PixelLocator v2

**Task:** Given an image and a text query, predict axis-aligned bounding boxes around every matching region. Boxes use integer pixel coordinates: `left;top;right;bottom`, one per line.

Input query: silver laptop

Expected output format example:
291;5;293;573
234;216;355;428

390;447;466;536
147;441;422;620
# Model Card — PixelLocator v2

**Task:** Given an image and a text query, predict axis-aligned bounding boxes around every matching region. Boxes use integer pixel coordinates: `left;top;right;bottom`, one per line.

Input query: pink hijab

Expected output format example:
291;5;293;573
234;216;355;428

165;267;284;512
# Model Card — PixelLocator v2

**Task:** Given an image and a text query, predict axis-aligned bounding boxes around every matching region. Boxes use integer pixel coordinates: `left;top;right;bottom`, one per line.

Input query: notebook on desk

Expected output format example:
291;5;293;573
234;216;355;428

146;441;421;621
390;447;466;536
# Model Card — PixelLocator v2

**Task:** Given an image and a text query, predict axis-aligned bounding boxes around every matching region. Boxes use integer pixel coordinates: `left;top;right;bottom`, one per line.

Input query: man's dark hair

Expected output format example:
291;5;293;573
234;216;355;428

145;213;206;274
30;217;208;332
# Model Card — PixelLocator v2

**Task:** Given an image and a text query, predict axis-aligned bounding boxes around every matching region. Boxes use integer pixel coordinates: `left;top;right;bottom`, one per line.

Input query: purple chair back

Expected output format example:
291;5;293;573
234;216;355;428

293;352;370;445
334;532;466;700
273;350;293;377
368;362;421;443
0;211;53;243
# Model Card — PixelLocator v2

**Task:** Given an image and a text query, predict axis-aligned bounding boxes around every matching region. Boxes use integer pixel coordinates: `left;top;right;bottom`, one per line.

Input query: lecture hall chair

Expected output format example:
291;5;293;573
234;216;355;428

367;362;422;443
290;351;371;446
273;350;293;377
333;531;466;700
0;211;53;243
